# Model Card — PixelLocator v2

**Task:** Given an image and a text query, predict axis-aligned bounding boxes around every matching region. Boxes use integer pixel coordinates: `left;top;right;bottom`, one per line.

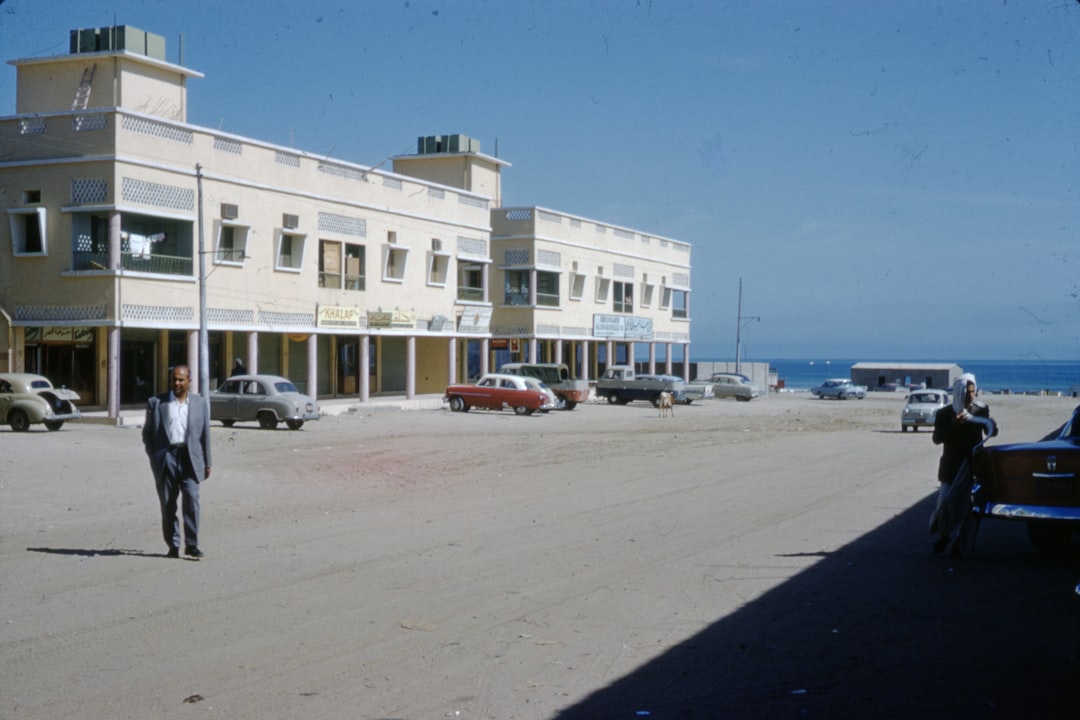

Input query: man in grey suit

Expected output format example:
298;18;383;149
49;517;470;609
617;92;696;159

142;365;212;559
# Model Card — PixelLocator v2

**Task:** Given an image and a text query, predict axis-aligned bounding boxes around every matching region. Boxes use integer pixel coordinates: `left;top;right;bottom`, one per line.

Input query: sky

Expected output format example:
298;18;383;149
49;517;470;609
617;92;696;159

2;0;1079;362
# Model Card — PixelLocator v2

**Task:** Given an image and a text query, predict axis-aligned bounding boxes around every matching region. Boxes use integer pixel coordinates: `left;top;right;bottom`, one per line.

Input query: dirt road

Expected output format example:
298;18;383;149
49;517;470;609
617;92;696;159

3;392;1079;719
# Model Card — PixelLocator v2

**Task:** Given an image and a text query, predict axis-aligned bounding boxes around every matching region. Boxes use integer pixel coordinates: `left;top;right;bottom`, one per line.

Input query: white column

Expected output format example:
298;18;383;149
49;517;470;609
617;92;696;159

448;337;458;385
359;335;370;402
682;342;690;381
406;335;416;399
664;343;673;375
529;337;538;363
581;340;590;381
247;331;259;374
648;343;656;374
108;211;122;269
481;338;490;376
107;326;120;418
307;334;318;398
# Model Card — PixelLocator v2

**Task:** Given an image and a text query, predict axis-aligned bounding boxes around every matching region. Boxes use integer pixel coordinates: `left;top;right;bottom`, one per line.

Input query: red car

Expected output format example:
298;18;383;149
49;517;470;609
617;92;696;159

445;373;554;415
972;404;1080;554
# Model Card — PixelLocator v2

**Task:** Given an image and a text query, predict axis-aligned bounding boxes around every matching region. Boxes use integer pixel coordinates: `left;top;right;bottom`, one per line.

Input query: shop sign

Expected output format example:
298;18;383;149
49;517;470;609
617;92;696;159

367;310;417;329
457;307;492;334
25;326;95;343
491;339;509;349
593;314;653;340
317;305;362;329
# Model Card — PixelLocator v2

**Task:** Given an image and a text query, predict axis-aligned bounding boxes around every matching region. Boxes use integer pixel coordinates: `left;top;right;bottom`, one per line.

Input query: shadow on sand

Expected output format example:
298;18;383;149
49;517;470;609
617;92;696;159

554;495;1080;719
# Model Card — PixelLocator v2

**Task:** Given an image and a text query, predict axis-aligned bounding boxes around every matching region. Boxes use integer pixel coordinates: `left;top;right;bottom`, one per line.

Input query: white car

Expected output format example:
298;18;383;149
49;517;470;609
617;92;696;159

901;388;950;432
811;378;867;400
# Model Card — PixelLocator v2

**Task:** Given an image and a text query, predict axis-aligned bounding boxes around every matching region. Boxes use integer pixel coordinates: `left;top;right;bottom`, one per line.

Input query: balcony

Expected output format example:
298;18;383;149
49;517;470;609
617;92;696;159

457;287;484;302
73;251;193;276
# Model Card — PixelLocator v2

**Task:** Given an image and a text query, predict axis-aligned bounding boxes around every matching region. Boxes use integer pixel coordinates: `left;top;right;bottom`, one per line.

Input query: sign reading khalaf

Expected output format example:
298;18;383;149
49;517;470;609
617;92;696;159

593;314;653;340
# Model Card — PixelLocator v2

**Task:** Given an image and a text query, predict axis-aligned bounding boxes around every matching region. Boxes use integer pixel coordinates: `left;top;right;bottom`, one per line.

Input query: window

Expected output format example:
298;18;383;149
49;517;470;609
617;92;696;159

569;272;586;301
505;269;529;305
215;223;248;264
613;281;634;313
641;282;655;308
345;243;365;291
24;190;41;203
672;289;688;319
660;286;672;310
428;246;450;287
8;208;47;255
276;231;305;271
319;240;342;288
536;270;560;307
458;261;484;301
383;244;408;282
595;276;611;303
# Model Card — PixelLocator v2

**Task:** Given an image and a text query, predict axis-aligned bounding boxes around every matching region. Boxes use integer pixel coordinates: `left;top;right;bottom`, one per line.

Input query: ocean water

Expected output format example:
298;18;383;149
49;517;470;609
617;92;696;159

762;359;1080;395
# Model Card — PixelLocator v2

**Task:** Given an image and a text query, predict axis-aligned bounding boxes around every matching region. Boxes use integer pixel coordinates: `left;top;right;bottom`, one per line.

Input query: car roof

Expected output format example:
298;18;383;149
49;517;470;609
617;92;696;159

224;374;292;383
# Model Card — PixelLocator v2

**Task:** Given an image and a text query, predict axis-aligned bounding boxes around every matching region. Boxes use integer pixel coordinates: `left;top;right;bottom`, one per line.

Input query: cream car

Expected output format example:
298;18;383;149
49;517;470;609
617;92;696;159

0;373;82;432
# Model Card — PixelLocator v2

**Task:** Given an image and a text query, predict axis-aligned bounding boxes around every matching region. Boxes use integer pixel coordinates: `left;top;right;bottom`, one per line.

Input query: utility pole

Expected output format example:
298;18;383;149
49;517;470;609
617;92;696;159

196;164;209;397
735;278;759;375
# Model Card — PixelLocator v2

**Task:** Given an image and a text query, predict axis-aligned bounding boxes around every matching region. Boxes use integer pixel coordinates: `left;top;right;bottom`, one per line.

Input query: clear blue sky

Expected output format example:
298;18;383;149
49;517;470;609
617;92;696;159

3;1;1079;362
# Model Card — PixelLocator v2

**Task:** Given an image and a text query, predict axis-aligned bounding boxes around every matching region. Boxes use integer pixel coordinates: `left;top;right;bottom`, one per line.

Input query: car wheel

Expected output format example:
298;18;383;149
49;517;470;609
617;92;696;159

564;401;577;411
285;420;304;430
902;425;909;432
1027;521;1072;557
605;395;618;404
448;396;466;412
44;420;64;431
838;392;847;400
514;405;530;415
9;409;30;432
257;411;279;429
221;419;235;427
736;395;751;402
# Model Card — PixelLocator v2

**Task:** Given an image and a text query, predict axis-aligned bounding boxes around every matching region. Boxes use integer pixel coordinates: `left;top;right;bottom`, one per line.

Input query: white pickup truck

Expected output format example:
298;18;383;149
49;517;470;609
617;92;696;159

594;365;689;406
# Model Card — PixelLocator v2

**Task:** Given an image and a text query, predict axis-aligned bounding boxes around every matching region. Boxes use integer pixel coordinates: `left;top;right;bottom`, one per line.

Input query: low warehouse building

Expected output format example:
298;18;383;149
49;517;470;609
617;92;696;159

851;362;962;391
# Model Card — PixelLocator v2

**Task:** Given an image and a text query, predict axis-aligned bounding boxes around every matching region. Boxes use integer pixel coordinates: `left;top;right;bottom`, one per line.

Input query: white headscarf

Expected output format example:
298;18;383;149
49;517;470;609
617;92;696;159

953;373;977;414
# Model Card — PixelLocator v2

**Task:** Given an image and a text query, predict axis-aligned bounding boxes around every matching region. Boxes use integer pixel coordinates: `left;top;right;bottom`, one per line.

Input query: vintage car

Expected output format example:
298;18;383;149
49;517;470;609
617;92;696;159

901;388;950;432
811;378;867;400
445;373;556;415
209;374;320;430
595;366;688;406
499;362;589;410
682;377;717;403
706;372;763;402
0;373;81;431
971;404;1080;554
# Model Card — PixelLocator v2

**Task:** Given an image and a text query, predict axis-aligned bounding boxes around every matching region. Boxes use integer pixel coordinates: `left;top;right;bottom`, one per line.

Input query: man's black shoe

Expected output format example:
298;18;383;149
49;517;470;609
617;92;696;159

167;547;180;559
185;546;204;559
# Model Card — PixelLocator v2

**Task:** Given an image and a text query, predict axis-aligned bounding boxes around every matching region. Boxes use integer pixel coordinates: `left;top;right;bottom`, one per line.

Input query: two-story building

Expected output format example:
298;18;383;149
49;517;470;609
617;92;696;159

1;25;692;418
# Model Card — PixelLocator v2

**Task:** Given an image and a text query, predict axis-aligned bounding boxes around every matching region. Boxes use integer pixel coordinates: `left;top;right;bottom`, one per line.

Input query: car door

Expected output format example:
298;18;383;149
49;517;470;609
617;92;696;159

211;379;243;420
238;380;268;421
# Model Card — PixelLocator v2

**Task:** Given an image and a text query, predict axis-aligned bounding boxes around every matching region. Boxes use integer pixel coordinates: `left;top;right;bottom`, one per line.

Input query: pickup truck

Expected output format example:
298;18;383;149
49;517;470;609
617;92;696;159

499;362;590;410
595;365;688;406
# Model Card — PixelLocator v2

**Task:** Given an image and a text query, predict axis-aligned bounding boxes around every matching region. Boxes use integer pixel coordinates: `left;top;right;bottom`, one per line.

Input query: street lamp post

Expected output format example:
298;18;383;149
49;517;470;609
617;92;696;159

734;277;759;375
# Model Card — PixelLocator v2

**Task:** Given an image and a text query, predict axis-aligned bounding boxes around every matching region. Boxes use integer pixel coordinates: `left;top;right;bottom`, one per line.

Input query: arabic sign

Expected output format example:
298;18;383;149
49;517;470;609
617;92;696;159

25;327;96;343
367;310;417;329
593;314;653;340
457;307;492;334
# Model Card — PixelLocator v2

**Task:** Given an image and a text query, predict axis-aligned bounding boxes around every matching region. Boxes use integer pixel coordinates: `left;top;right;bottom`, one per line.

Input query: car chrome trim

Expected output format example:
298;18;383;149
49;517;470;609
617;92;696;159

1031;472;1075;479
980;503;1080;521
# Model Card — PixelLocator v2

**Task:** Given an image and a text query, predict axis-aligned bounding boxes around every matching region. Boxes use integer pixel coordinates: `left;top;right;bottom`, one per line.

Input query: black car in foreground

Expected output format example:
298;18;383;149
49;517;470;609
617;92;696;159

972;404;1080;554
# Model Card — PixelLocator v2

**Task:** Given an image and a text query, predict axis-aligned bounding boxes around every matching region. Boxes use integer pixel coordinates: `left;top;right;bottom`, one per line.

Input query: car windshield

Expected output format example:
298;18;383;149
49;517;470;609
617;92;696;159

910;393;940;403
30;380;51;389
274;381;298;393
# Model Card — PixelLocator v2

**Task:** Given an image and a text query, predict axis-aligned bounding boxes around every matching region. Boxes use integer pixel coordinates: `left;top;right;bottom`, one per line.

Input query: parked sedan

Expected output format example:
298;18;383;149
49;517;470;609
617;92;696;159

901;389;950;432
972;404;1080;555
811;378;867;400
0;373;81;431
445;373;556;415
209;374;320;430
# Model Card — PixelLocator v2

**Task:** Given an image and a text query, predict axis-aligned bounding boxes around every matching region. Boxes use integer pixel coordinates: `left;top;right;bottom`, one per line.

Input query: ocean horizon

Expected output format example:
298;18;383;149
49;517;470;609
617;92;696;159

700;358;1080;395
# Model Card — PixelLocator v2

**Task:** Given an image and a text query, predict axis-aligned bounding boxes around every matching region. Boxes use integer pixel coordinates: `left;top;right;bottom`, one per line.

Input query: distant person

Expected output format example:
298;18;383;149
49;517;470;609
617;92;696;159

142;365;211;559
231;358;247;376
929;373;996;555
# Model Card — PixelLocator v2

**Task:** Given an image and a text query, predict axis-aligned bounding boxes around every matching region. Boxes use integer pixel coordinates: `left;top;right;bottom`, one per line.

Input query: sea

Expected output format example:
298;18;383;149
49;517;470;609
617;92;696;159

758;359;1080;395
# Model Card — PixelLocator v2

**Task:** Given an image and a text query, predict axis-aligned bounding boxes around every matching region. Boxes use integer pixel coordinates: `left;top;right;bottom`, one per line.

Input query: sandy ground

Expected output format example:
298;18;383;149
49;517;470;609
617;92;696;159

3;391;1080;719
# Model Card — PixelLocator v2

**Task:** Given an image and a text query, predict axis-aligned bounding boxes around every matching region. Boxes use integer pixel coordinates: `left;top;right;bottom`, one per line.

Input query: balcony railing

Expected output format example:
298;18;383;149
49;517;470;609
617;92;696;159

457;287;484;302
73;251;193;276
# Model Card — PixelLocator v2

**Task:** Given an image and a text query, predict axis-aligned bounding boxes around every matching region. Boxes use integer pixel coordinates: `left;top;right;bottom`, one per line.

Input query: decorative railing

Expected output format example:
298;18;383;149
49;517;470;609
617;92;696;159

457;287;484;302
72;251;193;276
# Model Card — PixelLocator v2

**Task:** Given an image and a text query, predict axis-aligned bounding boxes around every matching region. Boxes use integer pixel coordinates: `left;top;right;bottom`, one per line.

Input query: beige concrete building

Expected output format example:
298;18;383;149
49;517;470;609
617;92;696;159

1;25;692;418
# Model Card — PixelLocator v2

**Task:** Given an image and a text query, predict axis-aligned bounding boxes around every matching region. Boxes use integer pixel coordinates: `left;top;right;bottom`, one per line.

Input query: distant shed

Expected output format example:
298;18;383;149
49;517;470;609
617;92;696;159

851;362;962;391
